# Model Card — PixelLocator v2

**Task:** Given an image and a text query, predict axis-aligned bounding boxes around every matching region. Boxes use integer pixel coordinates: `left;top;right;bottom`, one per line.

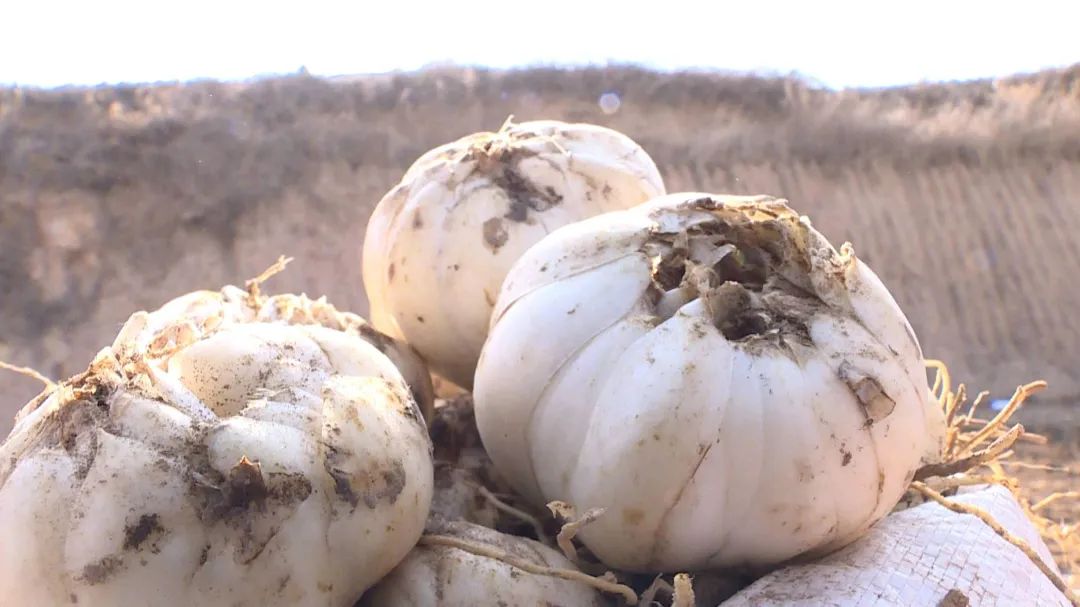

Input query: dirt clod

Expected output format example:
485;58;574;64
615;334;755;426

123;513;164;551
938;588;970;607
79;556;124;585
325;449;406;510
498;167;562;222
483;217;509;252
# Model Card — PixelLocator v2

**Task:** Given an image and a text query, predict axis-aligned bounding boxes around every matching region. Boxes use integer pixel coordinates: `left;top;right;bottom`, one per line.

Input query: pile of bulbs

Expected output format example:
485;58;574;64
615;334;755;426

1;119;957;606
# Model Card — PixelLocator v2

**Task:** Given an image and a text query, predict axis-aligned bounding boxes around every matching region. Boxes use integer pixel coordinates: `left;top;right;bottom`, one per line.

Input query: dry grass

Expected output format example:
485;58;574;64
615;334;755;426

1012;439;1080;589
1;64;1079;436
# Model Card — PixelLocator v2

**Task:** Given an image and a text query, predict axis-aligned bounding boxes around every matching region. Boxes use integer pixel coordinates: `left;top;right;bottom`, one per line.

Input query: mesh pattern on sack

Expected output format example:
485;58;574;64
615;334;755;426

724;485;1068;606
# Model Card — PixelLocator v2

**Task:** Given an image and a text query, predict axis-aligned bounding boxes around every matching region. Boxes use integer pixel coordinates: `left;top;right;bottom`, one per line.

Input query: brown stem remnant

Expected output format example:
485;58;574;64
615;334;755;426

914;424;1023;482
643;202;825;353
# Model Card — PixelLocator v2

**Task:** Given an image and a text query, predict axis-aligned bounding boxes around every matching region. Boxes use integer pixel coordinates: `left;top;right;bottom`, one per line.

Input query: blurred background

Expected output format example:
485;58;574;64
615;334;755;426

1;0;1078;439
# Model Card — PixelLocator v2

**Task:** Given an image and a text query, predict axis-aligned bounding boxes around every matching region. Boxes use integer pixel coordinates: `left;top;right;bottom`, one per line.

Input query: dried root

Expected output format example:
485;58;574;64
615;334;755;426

1001;461;1080;475
634;572;721;607
539;500;712;606
638;576;674;607
915;360;1080;603
1032;492;1080;514
418;533;639;604
548;500;607;567
1;360;61;429
0;361;55;391
243;254;293;300
671;573;695;607
912;482;1077;605
914;424;1024;481
476;484;549;544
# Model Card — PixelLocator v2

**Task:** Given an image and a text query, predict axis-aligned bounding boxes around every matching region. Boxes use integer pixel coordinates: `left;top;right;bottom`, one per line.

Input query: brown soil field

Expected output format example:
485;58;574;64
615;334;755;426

1;63;1079;593
1;64;1078;443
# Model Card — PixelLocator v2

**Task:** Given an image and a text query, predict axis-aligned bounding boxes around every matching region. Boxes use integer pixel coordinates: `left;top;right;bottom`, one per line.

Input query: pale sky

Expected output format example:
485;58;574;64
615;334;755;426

1;0;1077;90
